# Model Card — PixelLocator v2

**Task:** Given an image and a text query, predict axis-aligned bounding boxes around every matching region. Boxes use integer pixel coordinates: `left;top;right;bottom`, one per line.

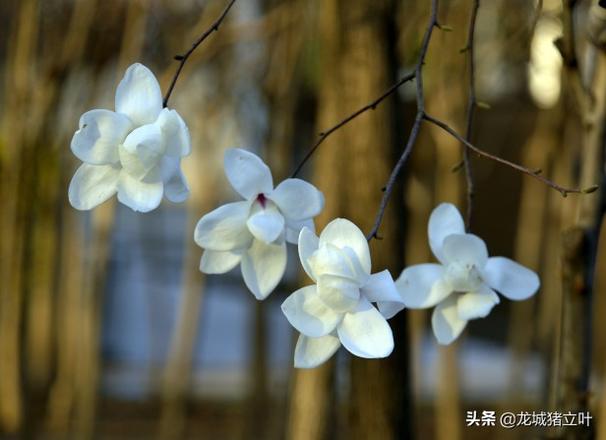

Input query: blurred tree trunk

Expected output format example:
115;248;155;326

329;0;407;439
0;0;40;433
284;0;341;438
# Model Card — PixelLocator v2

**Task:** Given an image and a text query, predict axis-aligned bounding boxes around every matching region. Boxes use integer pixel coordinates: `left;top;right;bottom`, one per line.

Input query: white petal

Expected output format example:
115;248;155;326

117;172;163;212
281;286;342;337
115;63;162;126
246;206;285;243
199;249;243;274
294;333;341;369
298;226;319;281
317;274;360;313
156;108;191;156
441;233;488;268
428;203;465;263
308;244;358;281
483;257;540;300
119;123;164;182
286;218;315;244
241;238;287;300
68;163;120;210
457;287;500;320
395;264;450;308
164;167;189;203
224;148;273;199
269;178;324;221
71;110;131;165
319;218;371;275
193;202;252;251
361;270;404;319
431;295;467;345
337;298;394;359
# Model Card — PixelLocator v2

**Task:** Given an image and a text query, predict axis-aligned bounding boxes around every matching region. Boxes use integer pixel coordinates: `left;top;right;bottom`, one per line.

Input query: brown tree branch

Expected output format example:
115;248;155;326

462;0;480;230
423;114;596;197
291;71;416;178
366;0;439;241
163;0;238;107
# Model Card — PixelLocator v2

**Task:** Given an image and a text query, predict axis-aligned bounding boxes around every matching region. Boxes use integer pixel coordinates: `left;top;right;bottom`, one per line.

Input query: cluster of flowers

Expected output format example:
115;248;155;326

69;63;540;368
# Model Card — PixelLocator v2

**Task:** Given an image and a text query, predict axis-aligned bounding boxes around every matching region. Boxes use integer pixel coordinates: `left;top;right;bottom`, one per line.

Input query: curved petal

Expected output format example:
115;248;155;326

431;295;467;345
68;163;120;210
337;298;394;359
199;249;243;274
286;218;315;244
224;148;273;199
457;287;500;321
441;233;488;268
269;178;324;221
483;257;540;300
317;274;360;313
361;270;404;319
294;333;341;369
71;109;131;165
119;123;164;182
246;206;285;244
308;244;358;281
156;108;191;156
395;264;449;309
194;201;252;251
164;167;189;203
319;218;371;275
428;203;465;263
117;172;163;212
241;238;287;300
298;226;319;281
281;286;342;337
115;63;162;126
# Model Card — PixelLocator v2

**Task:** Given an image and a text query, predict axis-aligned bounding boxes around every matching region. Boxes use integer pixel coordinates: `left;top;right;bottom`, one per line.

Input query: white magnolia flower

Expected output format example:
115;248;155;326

396;203;540;345
281;218;404;368
68;63;191;212
194;148;324;299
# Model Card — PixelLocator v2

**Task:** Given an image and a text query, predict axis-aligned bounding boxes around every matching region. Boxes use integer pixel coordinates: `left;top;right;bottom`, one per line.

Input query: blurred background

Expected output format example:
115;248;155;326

1;0;605;438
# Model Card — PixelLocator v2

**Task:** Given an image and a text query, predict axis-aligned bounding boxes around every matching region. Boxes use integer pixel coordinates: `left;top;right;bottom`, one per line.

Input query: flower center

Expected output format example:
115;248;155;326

256;193;267;208
444;262;483;292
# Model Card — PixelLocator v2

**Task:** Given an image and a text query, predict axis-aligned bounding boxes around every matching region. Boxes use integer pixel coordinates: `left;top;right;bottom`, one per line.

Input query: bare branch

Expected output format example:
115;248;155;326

462;0;480;230
366;0;439;241
423;114;595;197
291;71;416;178
163;0;238;107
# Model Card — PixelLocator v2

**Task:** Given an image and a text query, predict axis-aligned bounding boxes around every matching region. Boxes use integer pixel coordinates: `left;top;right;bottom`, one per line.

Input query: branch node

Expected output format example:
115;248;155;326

477;101;491;109
174;54;185;61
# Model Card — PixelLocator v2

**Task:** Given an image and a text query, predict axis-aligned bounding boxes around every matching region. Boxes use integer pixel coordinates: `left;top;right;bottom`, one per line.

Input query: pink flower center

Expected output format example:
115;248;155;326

256;193;267;208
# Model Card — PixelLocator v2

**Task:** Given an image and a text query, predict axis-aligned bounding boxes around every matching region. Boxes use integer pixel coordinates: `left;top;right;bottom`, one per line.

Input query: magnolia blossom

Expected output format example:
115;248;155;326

281;219;404;368
68;63;190;212
194;148;324;299
396;203;540;345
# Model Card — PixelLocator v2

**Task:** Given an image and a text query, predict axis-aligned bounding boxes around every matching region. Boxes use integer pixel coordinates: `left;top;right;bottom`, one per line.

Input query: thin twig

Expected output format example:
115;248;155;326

462;0;480;230
366;0;439;241
291;71;416;178
163;0;238;107
423;114;594;197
